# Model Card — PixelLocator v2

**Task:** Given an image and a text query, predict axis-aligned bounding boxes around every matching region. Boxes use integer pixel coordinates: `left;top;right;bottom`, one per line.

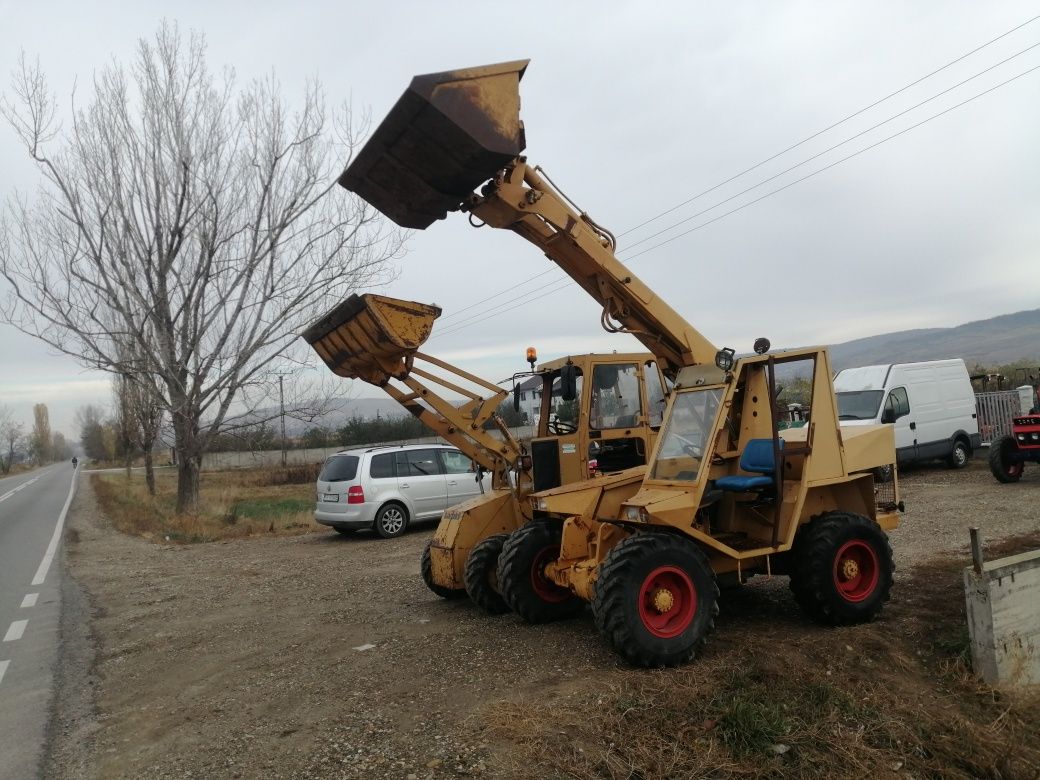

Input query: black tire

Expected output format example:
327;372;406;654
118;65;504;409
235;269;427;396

333;526;357;536
988;436;1023;483
421;540;466;600
789;511;894;626
946;438;970;469
591;533;718;668
373;503;409;539
464;533;511;614
498;522;585;623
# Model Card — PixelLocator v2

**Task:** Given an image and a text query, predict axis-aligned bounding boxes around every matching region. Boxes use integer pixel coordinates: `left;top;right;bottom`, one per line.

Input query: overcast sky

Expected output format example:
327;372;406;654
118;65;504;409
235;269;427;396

1;1;1038;437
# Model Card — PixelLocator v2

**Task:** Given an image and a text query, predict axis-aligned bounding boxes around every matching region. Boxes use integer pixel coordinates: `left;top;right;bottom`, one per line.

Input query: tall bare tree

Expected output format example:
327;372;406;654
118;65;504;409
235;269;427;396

0;404;23;474
0;24;402;511
115;367;164;495
30;403;51;464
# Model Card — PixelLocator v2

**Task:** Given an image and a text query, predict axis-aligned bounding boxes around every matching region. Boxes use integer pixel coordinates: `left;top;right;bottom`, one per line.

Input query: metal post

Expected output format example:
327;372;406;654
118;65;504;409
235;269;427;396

279;375;287;468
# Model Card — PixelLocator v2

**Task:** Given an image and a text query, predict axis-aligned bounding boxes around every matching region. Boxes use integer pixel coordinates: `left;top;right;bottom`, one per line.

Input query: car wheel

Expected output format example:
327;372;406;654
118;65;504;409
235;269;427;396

373;503;409;539
946;439;970;469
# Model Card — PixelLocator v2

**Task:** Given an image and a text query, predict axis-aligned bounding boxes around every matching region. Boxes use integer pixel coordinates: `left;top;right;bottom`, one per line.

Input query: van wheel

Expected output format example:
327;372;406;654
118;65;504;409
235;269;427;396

373;503;408;538
946;439;970;469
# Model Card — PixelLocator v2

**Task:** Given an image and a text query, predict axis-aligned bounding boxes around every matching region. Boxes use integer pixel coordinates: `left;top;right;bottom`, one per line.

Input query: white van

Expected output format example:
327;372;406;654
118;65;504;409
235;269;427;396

833;359;980;470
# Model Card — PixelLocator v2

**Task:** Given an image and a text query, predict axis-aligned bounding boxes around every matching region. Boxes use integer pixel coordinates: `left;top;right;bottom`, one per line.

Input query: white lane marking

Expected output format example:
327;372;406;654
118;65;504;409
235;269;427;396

31;470;78;586
0;660;8;685
21;593;39;609
0;475;41;503
4;620;28;642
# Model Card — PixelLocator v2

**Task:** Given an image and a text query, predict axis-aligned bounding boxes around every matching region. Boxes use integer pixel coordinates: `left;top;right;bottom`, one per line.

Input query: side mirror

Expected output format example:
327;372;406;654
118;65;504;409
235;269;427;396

881;408;895;424
560;364;578;402
513;385;521;413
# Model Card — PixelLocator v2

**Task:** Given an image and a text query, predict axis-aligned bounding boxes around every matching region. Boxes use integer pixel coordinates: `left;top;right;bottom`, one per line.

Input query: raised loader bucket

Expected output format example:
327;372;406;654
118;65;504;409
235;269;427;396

301;294;441;385
339;59;529;229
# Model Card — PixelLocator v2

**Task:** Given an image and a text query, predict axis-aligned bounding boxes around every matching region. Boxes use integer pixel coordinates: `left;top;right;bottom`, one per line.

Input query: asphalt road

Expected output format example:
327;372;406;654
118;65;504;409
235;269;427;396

0;464;77;779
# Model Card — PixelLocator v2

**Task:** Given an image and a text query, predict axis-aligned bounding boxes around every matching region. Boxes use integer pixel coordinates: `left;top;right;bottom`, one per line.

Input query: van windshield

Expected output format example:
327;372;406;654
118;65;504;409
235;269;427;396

319;455;359;482
836;391;884;420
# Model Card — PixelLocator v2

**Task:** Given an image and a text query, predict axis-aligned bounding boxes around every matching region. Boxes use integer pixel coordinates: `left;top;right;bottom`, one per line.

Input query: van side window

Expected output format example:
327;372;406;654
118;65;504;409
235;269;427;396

369;453;396;479
396;449;444;477
440;449;473;474
886;387;911;420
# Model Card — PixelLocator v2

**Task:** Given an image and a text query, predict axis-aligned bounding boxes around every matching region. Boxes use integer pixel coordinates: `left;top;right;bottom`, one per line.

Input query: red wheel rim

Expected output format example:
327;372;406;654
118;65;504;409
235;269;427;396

832;540;880;602
637;565;697;638
530;546;570;603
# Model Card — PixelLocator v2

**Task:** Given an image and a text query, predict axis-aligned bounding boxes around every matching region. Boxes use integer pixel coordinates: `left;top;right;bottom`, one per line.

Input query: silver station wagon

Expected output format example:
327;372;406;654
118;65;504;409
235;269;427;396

314;444;491;538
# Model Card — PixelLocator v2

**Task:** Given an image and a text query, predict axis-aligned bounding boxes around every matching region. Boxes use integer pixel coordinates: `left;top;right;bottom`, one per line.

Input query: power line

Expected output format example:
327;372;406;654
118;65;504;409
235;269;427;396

620;40;1040;254
435;267;559;324
431;60;1040;339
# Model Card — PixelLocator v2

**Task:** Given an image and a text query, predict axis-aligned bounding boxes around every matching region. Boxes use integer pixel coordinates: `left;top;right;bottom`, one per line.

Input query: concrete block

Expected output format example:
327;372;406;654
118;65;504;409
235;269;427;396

964;547;1040;687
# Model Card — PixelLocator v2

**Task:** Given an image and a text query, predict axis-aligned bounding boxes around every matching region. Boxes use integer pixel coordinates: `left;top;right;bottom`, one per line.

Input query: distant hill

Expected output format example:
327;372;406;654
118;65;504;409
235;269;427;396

828;308;1040;371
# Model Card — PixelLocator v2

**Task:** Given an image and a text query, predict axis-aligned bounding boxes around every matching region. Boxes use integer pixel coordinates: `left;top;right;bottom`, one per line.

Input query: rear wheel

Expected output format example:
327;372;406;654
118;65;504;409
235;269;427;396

989;436;1023;483
789;511;894;625
592;534;718;667
498;522;584;623
947;439;970;469
421;540;465;600
464;533;510;614
373;503;408;539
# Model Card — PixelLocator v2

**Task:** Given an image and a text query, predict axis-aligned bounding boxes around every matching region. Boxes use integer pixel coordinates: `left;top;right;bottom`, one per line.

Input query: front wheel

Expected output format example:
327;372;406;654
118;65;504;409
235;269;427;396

946;439;970;469
421;540;466;600
789;512;894;625
988;436;1023;483
464;533;510;614
498;522;584;623
373;503;409;539
591;534;718;668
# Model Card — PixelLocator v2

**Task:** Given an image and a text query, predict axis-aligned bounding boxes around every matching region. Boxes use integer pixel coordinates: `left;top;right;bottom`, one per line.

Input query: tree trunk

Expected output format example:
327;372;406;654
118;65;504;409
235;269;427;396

124;450;132;481
175;454;201;514
143;447;156;497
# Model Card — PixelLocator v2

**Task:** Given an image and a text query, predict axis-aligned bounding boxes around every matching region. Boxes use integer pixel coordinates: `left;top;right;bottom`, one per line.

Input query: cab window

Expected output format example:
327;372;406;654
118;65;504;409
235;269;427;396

643;361;667;427
884;387;911;421
590;363;643;430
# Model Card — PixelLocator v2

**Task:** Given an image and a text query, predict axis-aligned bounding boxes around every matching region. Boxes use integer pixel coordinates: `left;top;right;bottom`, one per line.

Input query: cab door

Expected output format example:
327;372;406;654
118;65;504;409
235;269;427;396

587;361;649;474
882;387;915;462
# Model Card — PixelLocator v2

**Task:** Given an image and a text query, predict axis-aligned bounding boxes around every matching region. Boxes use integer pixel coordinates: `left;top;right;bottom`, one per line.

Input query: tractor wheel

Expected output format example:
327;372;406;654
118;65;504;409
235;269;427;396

789;512;894;626
946;438;970;469
988;436;1023;483
498;522;585;623
464;533;511;615
421;540;466;600
591;533;718;668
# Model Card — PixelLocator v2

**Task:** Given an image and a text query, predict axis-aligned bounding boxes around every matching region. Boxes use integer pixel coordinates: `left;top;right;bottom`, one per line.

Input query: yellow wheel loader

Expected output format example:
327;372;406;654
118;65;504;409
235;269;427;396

337;61;902;666
302;293;666;614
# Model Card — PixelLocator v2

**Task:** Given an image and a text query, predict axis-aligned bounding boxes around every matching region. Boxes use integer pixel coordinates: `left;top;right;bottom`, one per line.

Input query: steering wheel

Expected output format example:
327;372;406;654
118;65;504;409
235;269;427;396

548;418;578;435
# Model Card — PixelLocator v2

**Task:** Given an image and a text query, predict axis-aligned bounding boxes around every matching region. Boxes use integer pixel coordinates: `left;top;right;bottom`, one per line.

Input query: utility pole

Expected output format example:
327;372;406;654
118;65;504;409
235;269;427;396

279;374;287;468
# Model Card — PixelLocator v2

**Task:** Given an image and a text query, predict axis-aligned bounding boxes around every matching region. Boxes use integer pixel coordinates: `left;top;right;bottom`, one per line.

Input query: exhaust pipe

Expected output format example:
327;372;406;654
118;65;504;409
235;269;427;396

339;60;529;229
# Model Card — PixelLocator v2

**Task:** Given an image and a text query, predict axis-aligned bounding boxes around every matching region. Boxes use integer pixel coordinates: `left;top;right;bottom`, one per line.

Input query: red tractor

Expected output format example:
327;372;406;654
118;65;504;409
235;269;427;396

989;376;1040;482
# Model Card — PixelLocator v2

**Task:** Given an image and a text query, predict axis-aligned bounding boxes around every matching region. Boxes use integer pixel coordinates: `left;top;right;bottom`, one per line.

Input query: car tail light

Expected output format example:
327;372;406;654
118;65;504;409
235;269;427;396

347;486;365;504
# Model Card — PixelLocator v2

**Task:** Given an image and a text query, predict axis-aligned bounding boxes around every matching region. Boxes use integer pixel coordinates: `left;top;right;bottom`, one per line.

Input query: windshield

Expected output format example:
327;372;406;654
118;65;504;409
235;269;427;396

649;387;723;482
836;390;883;421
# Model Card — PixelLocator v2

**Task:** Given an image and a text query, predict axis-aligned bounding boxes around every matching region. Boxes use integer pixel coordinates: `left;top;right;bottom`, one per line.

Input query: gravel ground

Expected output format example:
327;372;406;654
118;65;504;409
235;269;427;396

47;459;1040;779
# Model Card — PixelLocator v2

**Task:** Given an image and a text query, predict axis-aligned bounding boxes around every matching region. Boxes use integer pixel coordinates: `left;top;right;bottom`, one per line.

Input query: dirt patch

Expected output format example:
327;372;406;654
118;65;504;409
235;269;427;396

52;459;1040;779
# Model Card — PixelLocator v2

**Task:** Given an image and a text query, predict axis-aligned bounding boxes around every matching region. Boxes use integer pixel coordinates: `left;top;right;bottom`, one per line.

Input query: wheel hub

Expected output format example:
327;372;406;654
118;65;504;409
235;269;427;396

651;587;675;613
839;558;860;581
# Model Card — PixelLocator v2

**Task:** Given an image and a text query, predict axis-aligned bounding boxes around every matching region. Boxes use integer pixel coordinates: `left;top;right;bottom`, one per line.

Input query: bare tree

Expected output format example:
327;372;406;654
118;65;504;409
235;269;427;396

30;403;51;464
0;404;23;474
115;367;164;496
0;24;403;511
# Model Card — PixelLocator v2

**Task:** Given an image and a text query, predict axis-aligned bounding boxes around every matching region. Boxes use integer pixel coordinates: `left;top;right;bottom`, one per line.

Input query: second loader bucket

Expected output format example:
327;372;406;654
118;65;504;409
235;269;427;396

339;60;529;230
301;294;441;384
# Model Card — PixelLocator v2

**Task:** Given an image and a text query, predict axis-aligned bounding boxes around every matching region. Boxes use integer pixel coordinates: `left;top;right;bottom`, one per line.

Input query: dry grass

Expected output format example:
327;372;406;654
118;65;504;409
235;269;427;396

481;533;1040;780
92;467;322;543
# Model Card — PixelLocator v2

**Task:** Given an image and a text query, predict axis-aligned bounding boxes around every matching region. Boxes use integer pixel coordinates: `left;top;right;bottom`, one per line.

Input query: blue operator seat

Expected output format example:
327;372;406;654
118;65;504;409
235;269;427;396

715;438;783;492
